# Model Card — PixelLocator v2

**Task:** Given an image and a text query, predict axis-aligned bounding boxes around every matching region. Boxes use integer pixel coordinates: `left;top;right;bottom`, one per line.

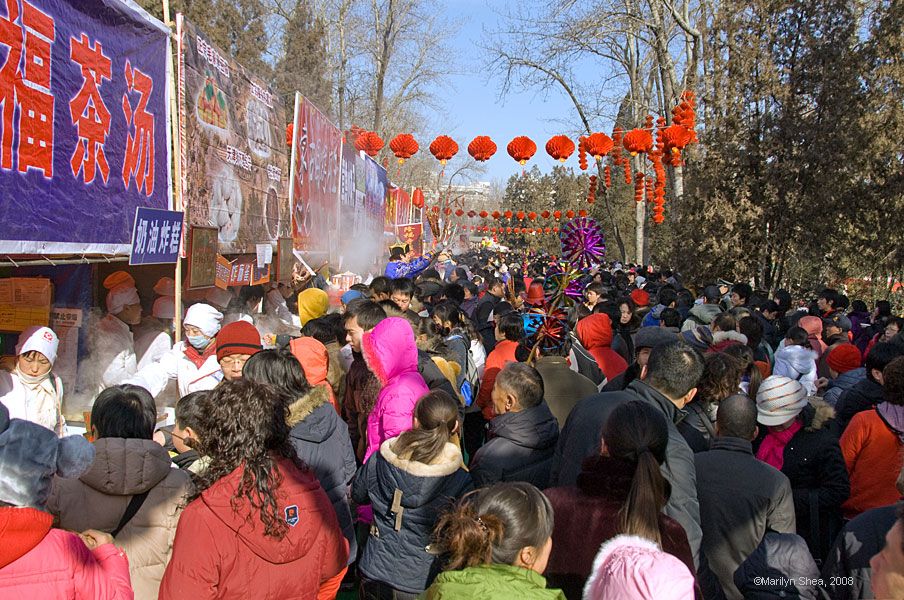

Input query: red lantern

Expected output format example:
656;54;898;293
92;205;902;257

544;227;551;234
490;227;497;233
429;135;459;164
468;136;497;162
454;209;464;217
354;131;384;157
579;209;588;217
566;210;575;219
541;210;550;219
662;124;693;153
553;210;561;220
623;128;653;156
545;135;576;162
514;227;521;234
504;210;513;219
480;210;488;218
507;136;537;165
443;207;452;216
389;133;419;164
516;211;525;220
467;210;476;218
492;210;501;219
412;188;425;208
432;206;440;213
506;227;512;234
285;124;293;148
584;132;614;159
528;211;537;221
553;227;560;233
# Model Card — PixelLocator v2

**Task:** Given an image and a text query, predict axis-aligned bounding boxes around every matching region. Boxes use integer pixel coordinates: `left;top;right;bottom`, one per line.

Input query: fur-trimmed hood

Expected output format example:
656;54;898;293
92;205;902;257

379;437;464;477
801;397;835;432
712;330;748;346
287;384;332;427
371;436;468;508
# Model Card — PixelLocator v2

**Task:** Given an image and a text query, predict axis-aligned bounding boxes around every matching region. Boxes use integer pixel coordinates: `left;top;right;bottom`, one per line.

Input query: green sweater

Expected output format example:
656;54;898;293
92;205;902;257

421;564;566;599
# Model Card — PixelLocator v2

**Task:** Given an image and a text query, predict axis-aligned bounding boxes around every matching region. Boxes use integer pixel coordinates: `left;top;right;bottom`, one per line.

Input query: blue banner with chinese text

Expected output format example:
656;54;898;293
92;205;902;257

0;0;170;255
129;207;182;265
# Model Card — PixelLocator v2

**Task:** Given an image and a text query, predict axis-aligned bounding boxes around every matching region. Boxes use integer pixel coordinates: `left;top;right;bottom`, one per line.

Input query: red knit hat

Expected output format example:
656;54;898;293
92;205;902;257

216;321;262;361
630;288;650;307
827;343;861;374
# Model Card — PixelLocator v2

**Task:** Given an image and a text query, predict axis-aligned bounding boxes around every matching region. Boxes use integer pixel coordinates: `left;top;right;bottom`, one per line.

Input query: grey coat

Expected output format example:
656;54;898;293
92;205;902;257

696;437;797;600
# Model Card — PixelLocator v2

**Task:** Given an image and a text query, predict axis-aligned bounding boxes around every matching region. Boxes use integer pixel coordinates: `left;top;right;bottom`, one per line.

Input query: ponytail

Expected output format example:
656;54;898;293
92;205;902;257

619;448;667;546
602;401;670;548
433;503;505;571
392;390;458;464
433;482;553;570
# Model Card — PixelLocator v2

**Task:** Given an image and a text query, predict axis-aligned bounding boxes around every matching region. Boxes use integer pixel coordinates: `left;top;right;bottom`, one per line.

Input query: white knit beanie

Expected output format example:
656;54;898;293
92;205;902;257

756;375;809;426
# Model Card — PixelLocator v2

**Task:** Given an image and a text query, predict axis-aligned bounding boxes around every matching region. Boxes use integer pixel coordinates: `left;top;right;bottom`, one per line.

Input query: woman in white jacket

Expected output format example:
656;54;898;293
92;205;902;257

0;326;65;434
160;303;225;396
773;328;820;395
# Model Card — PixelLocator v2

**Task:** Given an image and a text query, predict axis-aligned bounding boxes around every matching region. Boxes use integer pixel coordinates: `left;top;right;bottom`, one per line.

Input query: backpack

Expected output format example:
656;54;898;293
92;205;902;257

450;335;482;407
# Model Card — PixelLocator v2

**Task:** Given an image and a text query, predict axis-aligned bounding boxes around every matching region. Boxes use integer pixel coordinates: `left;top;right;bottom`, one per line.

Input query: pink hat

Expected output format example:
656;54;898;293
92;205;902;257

584;535;695;600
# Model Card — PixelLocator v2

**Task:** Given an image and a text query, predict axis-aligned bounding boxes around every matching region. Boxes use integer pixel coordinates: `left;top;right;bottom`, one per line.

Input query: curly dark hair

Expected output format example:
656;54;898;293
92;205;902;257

189;380;298;538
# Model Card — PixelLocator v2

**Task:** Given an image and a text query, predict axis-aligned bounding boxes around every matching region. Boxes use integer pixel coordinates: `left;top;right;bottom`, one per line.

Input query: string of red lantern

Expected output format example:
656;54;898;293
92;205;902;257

389;133;418;164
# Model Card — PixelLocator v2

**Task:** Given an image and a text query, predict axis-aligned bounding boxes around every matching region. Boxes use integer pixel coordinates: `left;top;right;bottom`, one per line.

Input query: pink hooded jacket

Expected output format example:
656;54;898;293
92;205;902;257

361;317;429;461
0;506;133;599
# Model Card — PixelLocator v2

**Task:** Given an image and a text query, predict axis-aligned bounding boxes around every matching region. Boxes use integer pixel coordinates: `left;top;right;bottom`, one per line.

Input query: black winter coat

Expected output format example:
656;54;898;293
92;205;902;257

753;399;850;563
287;384;358;563
470;401;559;489
352;438;472;593
821;503;898;600
474;293;501;354
835;377;884;430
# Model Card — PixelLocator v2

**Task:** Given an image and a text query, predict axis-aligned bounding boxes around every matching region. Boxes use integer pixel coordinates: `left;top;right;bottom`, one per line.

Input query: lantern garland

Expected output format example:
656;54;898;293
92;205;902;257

354;131;384;157
584;132;614;160
587;175;597;204
389;133;419;164
429;135;458;165
578;137;588;170
545;135;576;162
507;136;537;166
468;136;497;162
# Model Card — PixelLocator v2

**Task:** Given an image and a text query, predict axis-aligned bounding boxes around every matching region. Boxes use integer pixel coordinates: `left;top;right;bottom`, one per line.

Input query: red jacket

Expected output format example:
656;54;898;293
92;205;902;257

159;458;348;599
576;314;628;382
0;506;132;599
477;339;520;420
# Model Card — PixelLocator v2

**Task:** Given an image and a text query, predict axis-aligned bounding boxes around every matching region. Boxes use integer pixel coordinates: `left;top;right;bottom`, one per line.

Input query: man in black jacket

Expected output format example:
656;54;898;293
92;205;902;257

696;394;797;599
474;277;505;353
835;342;903;429
551;341;704;567
469;362;559;489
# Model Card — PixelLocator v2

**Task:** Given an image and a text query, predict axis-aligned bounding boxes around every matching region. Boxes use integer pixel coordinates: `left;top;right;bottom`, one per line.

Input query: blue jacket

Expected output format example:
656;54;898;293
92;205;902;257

822;368;866;407
385;255;432;278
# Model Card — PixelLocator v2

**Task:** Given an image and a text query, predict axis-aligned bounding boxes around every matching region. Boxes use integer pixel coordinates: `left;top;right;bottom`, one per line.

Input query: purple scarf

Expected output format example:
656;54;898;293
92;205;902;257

878;402;904;442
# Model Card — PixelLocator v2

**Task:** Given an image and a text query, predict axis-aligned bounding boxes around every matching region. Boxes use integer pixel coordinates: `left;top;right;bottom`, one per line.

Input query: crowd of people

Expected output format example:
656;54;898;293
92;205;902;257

1;246;904;600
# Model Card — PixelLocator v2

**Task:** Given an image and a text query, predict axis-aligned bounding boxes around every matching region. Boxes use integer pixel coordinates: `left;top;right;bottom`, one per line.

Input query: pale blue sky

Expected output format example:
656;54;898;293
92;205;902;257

434;0;604;185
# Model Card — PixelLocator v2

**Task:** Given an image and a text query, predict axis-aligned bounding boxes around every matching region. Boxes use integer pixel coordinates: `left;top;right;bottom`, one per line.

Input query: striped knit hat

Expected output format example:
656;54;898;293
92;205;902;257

755;375;809;426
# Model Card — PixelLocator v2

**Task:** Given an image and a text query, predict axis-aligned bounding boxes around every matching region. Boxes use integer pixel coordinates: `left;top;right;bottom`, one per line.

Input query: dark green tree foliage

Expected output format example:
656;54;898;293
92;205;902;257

274;2;332;115
669;0;902;293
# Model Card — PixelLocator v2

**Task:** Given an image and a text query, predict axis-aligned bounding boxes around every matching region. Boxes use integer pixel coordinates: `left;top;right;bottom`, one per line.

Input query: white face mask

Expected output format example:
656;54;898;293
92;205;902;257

17;369;50;386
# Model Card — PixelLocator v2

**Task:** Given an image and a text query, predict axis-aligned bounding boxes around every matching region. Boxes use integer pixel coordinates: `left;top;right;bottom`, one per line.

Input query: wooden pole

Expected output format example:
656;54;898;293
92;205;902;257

163;0;184;342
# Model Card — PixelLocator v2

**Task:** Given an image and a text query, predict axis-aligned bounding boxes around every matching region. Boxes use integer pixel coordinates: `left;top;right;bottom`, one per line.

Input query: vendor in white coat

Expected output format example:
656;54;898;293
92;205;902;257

160;303;225;396
90;283;146;393
0;326;65;435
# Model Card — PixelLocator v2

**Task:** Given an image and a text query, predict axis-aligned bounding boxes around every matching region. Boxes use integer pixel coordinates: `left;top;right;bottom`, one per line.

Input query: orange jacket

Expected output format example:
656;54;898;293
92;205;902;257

840;408;904;519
